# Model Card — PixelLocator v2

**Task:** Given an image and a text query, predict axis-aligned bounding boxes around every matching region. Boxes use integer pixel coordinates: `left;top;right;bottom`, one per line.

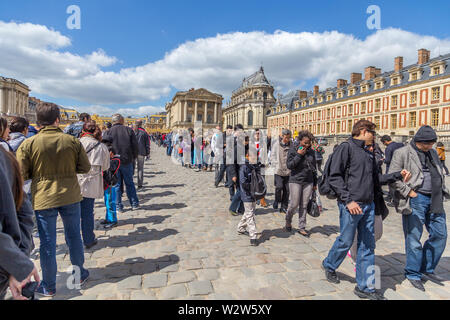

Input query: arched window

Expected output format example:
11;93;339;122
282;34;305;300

254;92;258;99
248;110;254;126
263;92;268;100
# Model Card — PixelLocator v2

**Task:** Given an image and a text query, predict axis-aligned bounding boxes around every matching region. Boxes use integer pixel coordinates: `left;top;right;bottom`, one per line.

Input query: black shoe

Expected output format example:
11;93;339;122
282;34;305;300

322;264;340;284
423;273;446;284
279;208;287;214
273;201;279;210
238;230;249;236
118;208;125;213
85;238;98;249
408;279;426;292
354;287;387;300
131;205;140;211
100;219;111;225
104;222;118;230
137;186;143;191
250;239;259;246
285;225;292;232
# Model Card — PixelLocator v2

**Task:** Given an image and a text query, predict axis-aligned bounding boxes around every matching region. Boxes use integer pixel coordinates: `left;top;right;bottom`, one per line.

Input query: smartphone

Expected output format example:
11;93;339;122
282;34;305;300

298;146;304;151
22;281;39;300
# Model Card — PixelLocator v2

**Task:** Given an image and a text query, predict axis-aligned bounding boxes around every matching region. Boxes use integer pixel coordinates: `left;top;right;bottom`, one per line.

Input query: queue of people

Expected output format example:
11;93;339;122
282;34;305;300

0;106;151;299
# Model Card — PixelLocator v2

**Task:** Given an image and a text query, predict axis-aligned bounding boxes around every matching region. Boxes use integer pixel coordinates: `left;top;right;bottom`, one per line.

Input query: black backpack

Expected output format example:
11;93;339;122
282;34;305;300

250;168;267;200
318;142;351;199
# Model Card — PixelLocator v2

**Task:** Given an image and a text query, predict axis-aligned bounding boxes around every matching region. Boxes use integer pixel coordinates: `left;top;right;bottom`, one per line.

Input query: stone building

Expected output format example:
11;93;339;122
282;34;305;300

0;76;31;119
166;88;223;130
146;113;168;133
268;49;450;139
223;67;276;130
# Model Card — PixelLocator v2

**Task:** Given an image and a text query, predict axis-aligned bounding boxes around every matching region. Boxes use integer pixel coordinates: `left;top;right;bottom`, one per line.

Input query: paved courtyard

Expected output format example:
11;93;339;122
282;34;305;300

23;145;450;300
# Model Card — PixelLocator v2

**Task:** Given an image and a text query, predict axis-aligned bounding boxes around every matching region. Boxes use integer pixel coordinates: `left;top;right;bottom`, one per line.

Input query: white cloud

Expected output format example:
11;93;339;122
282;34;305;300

72;105;165;117
1;20;450;109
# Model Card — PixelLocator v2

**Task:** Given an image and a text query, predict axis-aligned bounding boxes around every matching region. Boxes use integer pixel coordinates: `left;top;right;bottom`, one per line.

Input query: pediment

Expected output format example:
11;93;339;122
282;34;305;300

185;88;222;99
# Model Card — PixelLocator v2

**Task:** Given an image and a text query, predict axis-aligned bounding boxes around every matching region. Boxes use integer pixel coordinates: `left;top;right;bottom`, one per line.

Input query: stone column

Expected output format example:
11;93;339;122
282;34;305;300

204;101;208;123
184;100;188;122
194;100;198;123
214;102;218;124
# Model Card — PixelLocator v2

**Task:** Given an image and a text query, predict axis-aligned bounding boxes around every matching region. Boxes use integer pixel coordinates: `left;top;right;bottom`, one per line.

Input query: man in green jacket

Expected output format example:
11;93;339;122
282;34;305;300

17;103;91;298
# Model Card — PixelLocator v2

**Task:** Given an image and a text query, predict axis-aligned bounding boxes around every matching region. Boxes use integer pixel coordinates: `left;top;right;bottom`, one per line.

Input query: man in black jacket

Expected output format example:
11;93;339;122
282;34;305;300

0;148;40;300
104;114;139;212
322;120;387;300
133;121;150;190
228;124;245;215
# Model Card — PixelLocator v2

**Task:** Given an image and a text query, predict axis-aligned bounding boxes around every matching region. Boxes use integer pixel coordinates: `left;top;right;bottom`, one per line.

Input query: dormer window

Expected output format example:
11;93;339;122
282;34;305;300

327;95;332;102
348;89;355;96
391;77;399;86
411;72;418;81
375;82;383;90
432;66;441;76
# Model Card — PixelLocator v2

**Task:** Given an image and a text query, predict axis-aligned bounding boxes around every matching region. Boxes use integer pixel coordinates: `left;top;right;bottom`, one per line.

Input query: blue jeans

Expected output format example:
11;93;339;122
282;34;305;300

104;186;118;223
229;188;244;214
80;197;96;246
323;202;376;293
35;202;89;292
116;163;139;209
403;193;447;280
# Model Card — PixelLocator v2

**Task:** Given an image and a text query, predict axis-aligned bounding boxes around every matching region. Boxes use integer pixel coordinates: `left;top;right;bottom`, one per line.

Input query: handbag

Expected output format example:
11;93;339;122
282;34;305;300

307;191;321;218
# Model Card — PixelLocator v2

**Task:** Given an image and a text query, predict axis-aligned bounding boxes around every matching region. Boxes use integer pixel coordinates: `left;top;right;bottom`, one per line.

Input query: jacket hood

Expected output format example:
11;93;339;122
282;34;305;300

414;125;437;143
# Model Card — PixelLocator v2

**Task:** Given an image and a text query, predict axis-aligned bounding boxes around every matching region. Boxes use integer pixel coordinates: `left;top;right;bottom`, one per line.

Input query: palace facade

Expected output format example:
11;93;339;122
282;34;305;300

223;67;276;130
165;88;223;130
0;76;31;120
268;49;450;139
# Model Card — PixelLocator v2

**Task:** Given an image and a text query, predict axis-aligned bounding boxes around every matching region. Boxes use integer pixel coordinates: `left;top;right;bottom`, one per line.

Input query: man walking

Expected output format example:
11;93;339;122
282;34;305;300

64;113;91;138
134;121;150;190
104;114;139;212
380;135;404;174
272;129;292;214
389;125;449;292
17;103;91;297
322;120;386;300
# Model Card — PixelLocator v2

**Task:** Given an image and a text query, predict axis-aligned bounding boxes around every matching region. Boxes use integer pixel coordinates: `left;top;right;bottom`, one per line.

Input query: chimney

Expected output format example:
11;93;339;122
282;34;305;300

375;68;382;76
313;85;319;96
299;91;308;99
394;56;403;72
365;66;377;80
418;48;430;65
337;79;347;88
351;73;362;84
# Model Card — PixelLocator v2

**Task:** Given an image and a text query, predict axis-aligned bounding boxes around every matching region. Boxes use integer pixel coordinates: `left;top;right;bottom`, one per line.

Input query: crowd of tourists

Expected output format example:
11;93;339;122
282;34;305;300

158;120;449;300
0;105;150;299
1;103;449;300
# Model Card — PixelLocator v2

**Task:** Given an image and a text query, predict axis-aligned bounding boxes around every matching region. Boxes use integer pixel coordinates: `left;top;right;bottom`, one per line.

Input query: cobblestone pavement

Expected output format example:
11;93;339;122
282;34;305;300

23;145;450;300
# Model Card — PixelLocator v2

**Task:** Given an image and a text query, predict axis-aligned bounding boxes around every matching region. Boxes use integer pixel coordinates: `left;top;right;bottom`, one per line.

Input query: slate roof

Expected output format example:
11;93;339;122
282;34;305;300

233;67;272;94
271;52;450;116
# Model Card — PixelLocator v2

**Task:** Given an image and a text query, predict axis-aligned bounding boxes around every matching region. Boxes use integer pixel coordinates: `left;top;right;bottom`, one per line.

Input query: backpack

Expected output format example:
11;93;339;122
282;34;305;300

103;158;121;190
250;167;267;200
318;142;351;199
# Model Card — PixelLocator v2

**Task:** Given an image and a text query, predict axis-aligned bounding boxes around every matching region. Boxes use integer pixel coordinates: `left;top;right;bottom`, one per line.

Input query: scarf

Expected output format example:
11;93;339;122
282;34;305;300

411;141;444;213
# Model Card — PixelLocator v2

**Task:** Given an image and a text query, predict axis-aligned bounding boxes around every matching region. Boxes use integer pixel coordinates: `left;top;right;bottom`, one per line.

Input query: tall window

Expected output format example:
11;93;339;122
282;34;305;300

348;120;353;133
411;72;418;81
336;121;341;133
361;102;366;114
409;112;416;128
431;109;439;127
375;116;380;129
432;87;441;101
318;110;321;119
391;95;398;107
391;114;397;130
348;104;353;116
326;123;330;134
327;109;331;118
263;92;267;100
410;91;417;104
317;124;320;133
254;92;258;99
375;99;381;112
248;110;254;126
337;106;341;117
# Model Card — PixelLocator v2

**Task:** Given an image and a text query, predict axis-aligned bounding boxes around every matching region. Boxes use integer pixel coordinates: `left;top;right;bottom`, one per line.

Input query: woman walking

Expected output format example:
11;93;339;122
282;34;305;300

285;131;317;237
437;142;449;176
0;117;12;152
78;121;110;249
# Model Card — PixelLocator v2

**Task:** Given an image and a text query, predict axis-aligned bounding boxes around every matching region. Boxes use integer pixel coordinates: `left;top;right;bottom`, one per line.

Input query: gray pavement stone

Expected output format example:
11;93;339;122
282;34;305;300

117;275;142;290
168;271;197;284
188;281;214;295
196;269;220;281
159;284;188;300
142;273;168;288
308;281;337;294
282;282;316;298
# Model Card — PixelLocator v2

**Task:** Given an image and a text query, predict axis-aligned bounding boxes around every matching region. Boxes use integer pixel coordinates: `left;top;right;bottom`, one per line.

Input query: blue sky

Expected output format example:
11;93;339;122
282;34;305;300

0;0;449;116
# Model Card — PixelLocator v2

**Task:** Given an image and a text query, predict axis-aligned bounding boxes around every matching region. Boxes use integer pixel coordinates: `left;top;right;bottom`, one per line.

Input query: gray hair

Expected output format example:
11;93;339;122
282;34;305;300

282;129;292;136
112;114;123;124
